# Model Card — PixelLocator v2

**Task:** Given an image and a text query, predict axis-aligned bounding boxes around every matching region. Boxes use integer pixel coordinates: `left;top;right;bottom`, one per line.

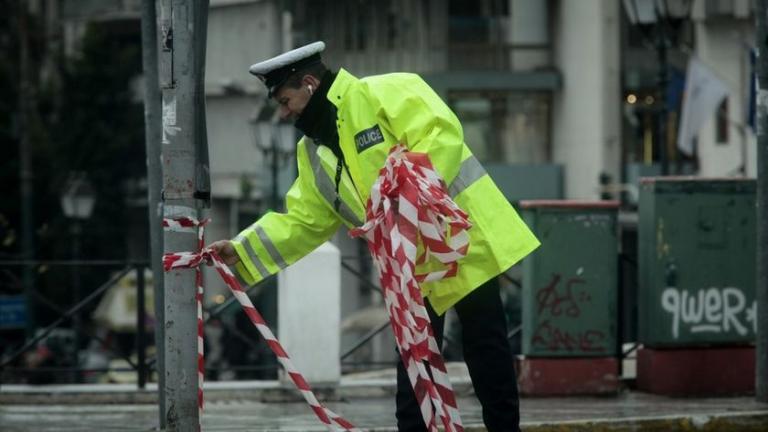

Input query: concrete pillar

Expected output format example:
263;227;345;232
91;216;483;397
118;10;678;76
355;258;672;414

278;242;341;384
552;0;621;199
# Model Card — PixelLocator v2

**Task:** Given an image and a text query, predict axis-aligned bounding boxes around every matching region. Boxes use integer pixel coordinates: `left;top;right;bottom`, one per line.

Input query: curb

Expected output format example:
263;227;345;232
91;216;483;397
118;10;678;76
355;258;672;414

2;383;767;432
517;411;768;432
0;378;475;405
362;412;768;432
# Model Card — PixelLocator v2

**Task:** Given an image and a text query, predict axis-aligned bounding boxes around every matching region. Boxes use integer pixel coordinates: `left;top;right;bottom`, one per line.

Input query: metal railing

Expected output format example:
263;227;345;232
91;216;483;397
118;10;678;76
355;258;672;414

1;248;634;385
0;259;282;386
0;260;151;388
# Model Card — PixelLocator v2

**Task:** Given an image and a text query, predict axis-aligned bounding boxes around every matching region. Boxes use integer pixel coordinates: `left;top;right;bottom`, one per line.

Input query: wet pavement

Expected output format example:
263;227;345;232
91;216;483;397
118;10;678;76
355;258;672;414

2;368;768;431
2;392;768;431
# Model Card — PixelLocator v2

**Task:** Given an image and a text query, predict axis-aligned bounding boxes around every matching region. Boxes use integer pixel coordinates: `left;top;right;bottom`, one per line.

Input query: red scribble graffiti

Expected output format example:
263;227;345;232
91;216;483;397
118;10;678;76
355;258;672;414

536;274;586;317
531;320;607;352
530;273;606;352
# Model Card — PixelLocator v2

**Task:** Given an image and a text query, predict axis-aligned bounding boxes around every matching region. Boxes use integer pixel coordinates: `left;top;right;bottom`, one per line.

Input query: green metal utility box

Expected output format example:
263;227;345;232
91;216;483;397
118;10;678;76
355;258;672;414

520;200;619;357
638;178;756;347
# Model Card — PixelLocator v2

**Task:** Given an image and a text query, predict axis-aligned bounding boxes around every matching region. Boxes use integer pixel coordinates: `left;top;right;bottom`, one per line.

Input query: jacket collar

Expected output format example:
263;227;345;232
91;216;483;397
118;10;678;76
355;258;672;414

327;68;357;107
294;70;338;145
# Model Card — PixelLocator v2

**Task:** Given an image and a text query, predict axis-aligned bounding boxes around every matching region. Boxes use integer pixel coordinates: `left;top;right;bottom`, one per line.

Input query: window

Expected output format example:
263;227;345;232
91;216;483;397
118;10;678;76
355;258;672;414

448;0;508;44
341;1;368;51
449;91;551;164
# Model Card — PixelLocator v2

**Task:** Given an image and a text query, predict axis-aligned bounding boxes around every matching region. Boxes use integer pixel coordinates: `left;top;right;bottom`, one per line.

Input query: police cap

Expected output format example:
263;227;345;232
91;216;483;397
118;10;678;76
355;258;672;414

248;41;326;97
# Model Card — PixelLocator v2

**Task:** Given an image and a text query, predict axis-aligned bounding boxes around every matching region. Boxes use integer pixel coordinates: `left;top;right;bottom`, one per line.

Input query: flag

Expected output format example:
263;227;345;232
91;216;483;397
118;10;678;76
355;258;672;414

677;57;730;155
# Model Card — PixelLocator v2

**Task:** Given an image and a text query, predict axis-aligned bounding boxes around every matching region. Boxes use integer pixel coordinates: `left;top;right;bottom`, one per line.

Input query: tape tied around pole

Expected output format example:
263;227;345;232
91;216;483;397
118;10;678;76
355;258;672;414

162;216;358;432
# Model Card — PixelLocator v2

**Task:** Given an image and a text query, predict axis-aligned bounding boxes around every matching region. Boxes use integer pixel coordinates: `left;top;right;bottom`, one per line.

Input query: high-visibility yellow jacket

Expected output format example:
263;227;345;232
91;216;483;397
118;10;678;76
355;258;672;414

232;68;540;314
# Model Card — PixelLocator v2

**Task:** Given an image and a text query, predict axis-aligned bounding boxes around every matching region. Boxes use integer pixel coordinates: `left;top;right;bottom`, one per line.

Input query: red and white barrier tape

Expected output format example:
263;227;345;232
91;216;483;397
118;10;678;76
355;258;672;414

350;145;470;432
162;216;358;432
162;216;208;424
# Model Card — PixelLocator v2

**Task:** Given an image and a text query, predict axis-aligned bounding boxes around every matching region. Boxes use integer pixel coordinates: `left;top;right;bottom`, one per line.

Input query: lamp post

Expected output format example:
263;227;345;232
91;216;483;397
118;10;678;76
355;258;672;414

623;0;691;175
60;172;96;382
252;116;296;211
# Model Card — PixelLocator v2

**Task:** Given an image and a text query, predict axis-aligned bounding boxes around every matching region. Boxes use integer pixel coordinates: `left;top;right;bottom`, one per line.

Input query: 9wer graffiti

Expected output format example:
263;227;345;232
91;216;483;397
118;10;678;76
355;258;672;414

661;286;757;339
526;276;757;352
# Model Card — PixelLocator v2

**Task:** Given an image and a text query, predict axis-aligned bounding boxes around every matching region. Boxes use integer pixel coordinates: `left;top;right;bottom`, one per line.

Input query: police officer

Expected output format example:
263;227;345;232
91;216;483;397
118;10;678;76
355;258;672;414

209;41;539;432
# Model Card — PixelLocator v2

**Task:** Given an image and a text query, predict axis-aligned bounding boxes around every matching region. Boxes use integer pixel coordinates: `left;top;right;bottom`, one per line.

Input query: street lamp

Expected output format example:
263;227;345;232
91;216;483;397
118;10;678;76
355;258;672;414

60;171;96;382
60;172;96;220
623;0;692;175
251;109;296;211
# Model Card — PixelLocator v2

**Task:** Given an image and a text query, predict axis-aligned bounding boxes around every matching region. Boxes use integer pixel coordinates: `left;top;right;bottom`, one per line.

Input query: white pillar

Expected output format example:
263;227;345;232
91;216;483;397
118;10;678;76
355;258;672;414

552;0;621;199
278;241;341;384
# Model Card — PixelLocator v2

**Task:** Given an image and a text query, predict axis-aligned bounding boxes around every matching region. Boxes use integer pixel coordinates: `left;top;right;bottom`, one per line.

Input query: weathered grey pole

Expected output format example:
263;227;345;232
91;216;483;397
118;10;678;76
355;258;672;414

158;0;210;430
756;0;768;403
140;0;166;426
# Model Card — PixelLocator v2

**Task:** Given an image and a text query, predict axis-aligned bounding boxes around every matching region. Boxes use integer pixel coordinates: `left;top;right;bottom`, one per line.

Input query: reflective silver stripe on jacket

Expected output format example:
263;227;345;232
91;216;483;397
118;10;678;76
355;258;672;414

234;232;270;278
306;141;364;226
255;225;288;269
448;155;487;197
229;264;251;288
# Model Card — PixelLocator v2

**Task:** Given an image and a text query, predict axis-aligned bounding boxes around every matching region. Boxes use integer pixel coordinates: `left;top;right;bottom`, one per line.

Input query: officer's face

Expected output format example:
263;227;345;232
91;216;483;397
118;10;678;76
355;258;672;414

274;85;312;122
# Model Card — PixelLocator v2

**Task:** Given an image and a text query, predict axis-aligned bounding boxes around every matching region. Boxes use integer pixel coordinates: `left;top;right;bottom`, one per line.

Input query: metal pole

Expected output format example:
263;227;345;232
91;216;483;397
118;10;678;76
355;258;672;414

158;1;210;429
656;23;670;175
18;0;36;342
140;0;165;424
272;135;279;210
136;265;148;389
71;221;83;383
755;0;768;403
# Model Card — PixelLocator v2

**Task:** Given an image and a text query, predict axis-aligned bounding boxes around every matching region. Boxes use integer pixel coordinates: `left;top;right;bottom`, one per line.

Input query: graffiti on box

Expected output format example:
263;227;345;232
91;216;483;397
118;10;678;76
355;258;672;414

661;286;757;339
530;273;608;353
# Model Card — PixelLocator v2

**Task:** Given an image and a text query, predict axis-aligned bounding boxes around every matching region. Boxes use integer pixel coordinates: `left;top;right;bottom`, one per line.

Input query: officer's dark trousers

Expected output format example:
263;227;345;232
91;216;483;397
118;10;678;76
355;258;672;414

395;278;520;432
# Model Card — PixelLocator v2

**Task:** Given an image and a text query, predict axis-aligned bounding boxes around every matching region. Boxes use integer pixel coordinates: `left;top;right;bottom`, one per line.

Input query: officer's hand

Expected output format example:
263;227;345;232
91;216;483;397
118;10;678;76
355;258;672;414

206;240;240;266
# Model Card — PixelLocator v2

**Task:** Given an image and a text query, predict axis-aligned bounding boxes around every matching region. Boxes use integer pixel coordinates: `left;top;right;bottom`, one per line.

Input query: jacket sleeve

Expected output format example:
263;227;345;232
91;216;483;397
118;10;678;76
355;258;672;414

363;74;466;185
231;140;342;286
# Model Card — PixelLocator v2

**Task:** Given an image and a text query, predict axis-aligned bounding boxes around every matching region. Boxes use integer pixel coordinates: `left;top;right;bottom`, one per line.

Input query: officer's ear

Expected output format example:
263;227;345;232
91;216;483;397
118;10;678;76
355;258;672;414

301;74;321;90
